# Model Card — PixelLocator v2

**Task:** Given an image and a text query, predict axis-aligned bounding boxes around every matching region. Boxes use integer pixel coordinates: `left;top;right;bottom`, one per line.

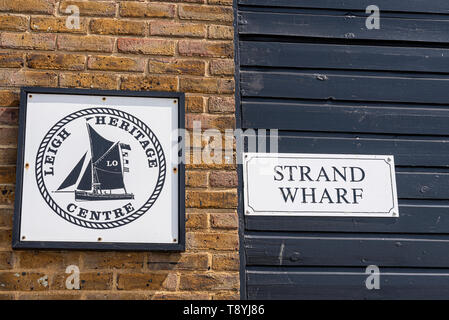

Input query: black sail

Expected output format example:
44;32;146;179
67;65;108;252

77;160;92;191
94;143;125;190
57;152;87;190
87;124;114;163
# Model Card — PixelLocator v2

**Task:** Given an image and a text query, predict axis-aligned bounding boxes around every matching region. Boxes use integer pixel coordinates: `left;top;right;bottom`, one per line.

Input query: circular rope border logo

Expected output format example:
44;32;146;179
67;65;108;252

35;107;166;229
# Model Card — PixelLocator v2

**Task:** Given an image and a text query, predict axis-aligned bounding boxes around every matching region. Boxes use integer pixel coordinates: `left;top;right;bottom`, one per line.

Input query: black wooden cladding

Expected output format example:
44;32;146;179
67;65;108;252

238;0;449;299
242;101;449;135
245;233;449;267
246;205;449;234
247;268;449;300
241;71;449;104
241;42;449;74
239;12;449;43
238;0;449;15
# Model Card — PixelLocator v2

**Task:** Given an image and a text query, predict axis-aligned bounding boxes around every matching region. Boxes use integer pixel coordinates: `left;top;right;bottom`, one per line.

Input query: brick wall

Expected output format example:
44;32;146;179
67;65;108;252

0;0;238;300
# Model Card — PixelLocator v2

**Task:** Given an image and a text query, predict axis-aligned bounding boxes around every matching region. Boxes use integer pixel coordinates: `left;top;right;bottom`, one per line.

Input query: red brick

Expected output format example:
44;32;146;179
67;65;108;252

210;212;238;230
15;251;80;269
209;171;237;187
212;252;239;271
186;212;208;230
186;96;204;113
0;33;56;50
58;34;114;52
186;171;208;187
213;292;240;300
60;1;116;17
0;272;49;291
0;185;14;206
84;292;149;300
208;0;233;5
186;113;235;130
0;230;11;249
119;2;175;18
149;58;205;76
118;38;175;56
90;18;146;36
0;52;23;68
179;5;233;22
0;149;16;165
153;0;204;3
0;167;15;184
150;21;206;38
152;292;210;300
52;272;113;290
0;0;55;14
116;272;174;290
180;77;234;94
147;252;209;270
30;16;87;33
210;59;234;76
0;108;18;126
18;292;82;300
208;96;234;113
0;293;14;300
208;25;233;39
179;40;233;58
121;75;178;92
179;273;239;290
186;232;239;250
0;70;58;87
82;252;144;270
0;209;12;228
0;15;28;31
60;72;118;89
0;91;19;107
88;55;145;72
27;53;85;71
0;252;12;270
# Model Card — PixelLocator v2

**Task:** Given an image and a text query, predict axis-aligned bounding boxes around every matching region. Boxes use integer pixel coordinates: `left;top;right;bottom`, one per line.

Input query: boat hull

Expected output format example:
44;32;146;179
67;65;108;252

75;191;134;201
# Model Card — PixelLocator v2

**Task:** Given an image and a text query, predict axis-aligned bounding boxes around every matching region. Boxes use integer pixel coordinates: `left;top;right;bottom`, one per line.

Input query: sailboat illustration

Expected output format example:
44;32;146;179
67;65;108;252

56;122;134;201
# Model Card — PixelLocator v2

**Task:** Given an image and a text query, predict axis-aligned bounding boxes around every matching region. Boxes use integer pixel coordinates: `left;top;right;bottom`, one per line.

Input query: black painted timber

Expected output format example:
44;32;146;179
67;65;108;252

240;42;449;73
247;267;449;300
237;0;449;299
239;12;449;43
238;0;449;15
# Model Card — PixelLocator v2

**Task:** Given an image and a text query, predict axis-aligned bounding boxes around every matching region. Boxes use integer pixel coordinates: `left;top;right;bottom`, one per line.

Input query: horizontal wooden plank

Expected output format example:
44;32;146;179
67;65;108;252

241;71;449;104
257;134;449;167
246;204;449;233
238;0;449;15
240;41;449;73
247;268;449;299
242;101;449;135
239;12;449;43
245;234;449;267
398;172;449;199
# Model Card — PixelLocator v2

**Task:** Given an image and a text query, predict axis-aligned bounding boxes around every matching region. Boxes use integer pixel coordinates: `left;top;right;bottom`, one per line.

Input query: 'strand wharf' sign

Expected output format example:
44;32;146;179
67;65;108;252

243;153;399;217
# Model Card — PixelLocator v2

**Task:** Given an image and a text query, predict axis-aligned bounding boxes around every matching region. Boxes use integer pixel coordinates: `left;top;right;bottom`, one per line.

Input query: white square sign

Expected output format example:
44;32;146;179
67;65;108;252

13;88;185;251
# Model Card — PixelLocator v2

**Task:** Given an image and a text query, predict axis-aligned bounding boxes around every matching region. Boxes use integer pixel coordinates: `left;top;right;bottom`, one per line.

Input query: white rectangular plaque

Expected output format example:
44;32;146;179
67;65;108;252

243;153;399;217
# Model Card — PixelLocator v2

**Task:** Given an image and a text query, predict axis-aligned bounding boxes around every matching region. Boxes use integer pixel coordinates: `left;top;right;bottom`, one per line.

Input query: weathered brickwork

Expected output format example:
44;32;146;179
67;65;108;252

0;0;238;300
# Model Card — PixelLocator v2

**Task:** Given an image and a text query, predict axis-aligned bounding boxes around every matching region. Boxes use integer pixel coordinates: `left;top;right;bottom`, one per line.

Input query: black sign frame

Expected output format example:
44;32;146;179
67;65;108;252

12;87;185;251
